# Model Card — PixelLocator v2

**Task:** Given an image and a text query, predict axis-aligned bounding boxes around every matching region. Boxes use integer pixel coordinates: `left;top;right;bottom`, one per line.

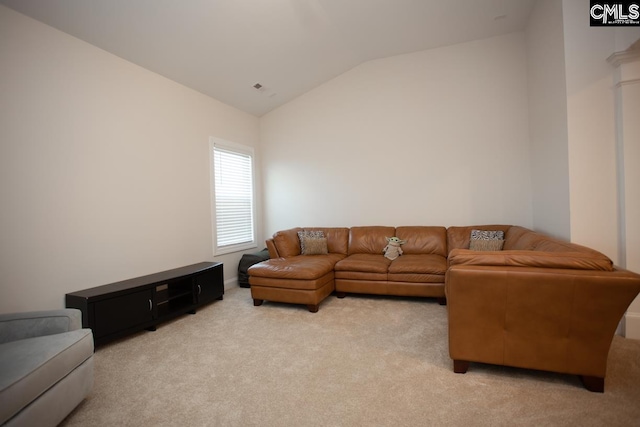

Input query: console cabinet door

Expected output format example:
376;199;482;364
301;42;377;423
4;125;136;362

93;289;154;339
195;266;224;305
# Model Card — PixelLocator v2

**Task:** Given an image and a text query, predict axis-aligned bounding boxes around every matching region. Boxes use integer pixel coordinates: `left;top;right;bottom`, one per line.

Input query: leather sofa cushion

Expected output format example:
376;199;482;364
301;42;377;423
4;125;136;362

335;271;388;281
396;226;447;256
336;254;447;283
387;254;446;283
387;273;445;283
250;272;334;291
248;254;345;280
503;226;531;249
348;226;396;255
506;226;608;256
272;228;303;258
335;253;391;273
388;254;447;275
506;226;565;250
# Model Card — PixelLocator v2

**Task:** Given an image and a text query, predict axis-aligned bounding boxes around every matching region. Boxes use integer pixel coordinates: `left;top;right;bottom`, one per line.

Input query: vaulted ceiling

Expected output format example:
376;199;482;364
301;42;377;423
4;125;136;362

1;0;535;116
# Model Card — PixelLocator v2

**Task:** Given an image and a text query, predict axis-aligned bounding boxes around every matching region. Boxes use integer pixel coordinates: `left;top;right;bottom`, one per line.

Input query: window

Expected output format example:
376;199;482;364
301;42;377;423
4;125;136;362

210;138;256;255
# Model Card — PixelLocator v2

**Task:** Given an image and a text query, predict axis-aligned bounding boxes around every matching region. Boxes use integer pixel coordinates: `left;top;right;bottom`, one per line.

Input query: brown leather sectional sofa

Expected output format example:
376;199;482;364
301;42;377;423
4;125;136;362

248;225;640;392
249;226;448;312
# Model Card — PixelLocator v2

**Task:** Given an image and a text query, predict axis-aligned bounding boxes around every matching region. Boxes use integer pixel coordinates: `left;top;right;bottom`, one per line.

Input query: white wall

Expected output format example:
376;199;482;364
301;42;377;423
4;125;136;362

526;0;640;263
525;0;571;241
0;6;260;313
259;33;533;238
562;0;622;262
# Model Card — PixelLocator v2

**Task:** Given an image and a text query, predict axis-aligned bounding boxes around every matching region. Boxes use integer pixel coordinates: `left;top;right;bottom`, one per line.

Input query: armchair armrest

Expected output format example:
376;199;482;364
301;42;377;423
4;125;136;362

0;309;82;344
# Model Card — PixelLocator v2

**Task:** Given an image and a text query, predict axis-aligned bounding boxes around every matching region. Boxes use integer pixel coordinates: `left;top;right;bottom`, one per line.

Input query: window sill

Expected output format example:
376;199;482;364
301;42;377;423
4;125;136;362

214;242;258;256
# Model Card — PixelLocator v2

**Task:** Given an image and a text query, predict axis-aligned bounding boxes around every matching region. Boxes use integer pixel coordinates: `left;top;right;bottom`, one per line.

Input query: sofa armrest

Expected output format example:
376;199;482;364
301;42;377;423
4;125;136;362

265;238;280;259
447;248;613;271
0;309;82;344
445;265;640;377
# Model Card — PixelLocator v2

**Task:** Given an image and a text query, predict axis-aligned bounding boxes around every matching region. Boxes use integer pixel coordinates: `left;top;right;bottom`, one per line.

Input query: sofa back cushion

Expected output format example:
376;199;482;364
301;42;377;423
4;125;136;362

272;228;303;258
396;226;447;256
504;226;553;250
502;226;531;250
348;226;396;255
505;226;611;257
507;226;584;252
447;225;512;254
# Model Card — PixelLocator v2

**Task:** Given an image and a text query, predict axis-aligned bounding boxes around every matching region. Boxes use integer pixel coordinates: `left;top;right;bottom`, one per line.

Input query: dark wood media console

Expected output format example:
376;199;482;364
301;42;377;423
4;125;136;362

66;262;223;346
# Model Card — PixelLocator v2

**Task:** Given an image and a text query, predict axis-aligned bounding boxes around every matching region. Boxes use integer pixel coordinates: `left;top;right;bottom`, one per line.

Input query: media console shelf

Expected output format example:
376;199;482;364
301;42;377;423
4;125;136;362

66;262;223;346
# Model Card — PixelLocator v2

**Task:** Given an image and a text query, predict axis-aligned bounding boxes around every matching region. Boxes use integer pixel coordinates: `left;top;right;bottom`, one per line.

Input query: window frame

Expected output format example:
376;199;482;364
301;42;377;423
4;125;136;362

209;137;257;256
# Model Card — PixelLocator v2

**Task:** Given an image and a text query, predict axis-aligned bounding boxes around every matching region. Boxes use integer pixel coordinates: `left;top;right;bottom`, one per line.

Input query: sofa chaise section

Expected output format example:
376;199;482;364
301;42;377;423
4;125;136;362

248;227;349;312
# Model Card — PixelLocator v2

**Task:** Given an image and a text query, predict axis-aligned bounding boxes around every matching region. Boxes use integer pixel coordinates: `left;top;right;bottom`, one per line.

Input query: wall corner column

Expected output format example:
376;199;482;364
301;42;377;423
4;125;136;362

608;41;640;339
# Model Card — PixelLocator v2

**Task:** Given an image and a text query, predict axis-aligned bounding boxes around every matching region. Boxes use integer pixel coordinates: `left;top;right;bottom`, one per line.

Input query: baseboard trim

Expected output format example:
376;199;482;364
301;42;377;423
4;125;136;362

625;312;640;339
224;277;238;290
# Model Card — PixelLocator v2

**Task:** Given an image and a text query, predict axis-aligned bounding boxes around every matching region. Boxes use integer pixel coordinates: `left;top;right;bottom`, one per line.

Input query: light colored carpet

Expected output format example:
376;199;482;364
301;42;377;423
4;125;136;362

60;287;640;426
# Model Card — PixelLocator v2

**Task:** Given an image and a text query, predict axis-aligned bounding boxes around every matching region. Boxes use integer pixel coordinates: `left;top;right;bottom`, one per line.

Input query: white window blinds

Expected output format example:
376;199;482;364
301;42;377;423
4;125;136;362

212;142;256;254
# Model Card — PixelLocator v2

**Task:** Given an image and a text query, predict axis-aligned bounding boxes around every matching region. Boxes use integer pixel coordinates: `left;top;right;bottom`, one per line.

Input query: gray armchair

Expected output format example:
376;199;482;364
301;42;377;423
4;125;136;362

0;309;94;426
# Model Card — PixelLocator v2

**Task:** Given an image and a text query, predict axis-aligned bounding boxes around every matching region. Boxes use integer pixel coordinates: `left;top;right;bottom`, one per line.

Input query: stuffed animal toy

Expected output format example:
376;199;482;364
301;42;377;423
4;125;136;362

383;236;406;260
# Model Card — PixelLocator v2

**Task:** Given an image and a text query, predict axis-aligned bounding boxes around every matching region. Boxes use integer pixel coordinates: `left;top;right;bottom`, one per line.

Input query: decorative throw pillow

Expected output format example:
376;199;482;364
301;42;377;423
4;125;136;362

469;229;505;251
298;230;325;254
470;230;504;240
301;237;329;255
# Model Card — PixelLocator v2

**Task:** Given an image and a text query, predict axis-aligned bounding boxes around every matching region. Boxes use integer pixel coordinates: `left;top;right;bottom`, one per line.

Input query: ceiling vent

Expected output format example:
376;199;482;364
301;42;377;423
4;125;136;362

252;82;277;98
